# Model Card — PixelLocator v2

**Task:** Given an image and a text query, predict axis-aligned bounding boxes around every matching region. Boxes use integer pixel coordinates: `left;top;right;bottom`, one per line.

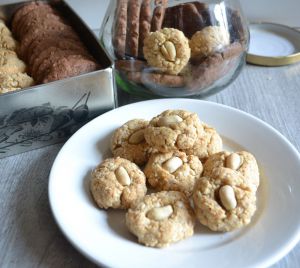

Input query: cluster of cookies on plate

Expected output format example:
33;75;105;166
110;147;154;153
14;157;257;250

0;19;33;94
90;109;260;248
113;0;245;90
11;1;99;84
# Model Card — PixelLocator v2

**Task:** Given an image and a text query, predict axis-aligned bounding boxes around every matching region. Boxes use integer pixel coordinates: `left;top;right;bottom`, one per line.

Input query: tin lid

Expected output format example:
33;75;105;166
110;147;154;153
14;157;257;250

246;23;300;66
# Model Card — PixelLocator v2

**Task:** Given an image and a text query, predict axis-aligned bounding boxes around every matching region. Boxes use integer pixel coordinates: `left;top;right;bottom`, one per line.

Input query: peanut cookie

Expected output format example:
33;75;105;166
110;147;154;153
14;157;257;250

184;123;223;161
111;119;151;166
0;34;18;51
143;28;191;75
189;26;230;58
0;73;34;94
144;151;203;196
0;51;26;74
0;20;12;36
192;170;257;232
203;151;260;190
144;110;204;153
90;157;147;209
126;191;195;248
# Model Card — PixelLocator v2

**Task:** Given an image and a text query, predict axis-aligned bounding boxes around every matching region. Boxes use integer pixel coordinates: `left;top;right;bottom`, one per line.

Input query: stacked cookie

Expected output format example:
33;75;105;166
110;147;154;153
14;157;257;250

0;19;33;94
113;0;245;91
90;109;260;248
11;1;99;84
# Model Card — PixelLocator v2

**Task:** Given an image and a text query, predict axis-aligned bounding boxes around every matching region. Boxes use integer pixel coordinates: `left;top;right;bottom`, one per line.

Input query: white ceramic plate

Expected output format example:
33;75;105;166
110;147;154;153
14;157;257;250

49;99;300;268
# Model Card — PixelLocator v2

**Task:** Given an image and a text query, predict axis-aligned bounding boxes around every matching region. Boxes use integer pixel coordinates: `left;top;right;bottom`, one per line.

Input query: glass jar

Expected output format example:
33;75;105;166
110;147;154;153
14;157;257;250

100;0;249;98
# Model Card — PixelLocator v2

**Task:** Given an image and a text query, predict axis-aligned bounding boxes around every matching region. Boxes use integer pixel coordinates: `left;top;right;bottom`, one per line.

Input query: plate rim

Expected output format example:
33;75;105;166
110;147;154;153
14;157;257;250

48;98;300;268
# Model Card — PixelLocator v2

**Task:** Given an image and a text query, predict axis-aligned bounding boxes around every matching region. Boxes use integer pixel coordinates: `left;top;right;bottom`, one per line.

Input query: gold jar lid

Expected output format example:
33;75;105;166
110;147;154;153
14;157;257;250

246;23;300;66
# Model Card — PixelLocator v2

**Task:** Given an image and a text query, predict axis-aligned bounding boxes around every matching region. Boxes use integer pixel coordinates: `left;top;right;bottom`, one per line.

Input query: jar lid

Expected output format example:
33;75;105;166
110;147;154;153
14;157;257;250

246;23;300;66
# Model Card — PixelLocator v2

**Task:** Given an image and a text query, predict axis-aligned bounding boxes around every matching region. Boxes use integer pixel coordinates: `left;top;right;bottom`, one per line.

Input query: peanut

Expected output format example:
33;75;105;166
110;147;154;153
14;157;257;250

115;166;131;186
146;205;173;221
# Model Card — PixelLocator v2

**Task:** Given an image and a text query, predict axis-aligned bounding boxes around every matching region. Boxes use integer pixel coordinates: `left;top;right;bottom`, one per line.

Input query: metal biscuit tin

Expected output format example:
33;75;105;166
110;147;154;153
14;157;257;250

0;0;116;158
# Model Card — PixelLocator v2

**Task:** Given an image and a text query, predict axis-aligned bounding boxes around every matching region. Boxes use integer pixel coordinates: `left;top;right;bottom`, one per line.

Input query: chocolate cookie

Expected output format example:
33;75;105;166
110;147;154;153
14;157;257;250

11;2;49;35
42;55;99;83
151;0;168;32
113;0;128;58
126;0;141;58
138;0;152;58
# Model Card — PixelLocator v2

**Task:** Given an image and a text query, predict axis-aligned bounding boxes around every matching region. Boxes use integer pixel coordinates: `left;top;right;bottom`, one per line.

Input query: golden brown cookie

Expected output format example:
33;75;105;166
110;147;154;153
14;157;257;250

90;157;147;209
0;50;26;74
193;169;257;232
183;123;223;161
144;151;203;196
0;72;34;94
203;151;260;190
143;28;191;75
0;20;12;36
0;34;18;51
111;119;151;166
189;26;230;58
126;191;195;248
144;110;204;153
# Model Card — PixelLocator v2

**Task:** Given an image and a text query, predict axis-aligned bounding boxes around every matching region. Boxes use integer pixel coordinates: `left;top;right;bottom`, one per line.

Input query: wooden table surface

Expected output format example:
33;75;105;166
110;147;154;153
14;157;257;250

1;62;300;268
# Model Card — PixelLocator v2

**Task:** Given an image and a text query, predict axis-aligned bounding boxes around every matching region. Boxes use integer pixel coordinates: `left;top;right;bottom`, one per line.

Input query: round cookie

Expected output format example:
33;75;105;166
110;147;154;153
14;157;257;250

90;157;147;209
189;26;230;58
192;169;257;232
111;119;151;166
203;151;260;190
184;123;223;161
41;54;99;83
0;20;12;36
0;72;34;94
144;109;204;153
125;191;195;248
144;151;203;196
143;28;191;75
0;35;18;51
0;51;26;74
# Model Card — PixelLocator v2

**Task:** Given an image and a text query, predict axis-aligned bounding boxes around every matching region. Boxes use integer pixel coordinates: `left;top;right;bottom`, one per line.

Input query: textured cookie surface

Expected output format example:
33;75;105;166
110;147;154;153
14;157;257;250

126;191;195;248
143;28;191;75
193;170;257;232
184;123;223;160
111;119;150;166
203;151;260;190
0;72;34;93
0;51;26;74
144;151;203;196
144;109;204;153
90;157;147;209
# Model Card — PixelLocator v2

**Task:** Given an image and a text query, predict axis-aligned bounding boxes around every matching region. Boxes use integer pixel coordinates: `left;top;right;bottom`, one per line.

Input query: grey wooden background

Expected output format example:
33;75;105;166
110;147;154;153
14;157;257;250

1;62;300;267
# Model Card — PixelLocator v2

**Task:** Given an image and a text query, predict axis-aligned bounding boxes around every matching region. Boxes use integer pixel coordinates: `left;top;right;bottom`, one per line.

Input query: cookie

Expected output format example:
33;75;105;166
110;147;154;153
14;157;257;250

183;123;223;161
0;51;26;74
203;151;260;190
192;171;257;232
126;71;185;88
11;1;49;35
0;35;18;51
110;119;151;166
143;28;191;75
151;0;168;32
115;59;147;72
90;157;147;209
162;2;205;39
0;20;12;36
125;0;141;58
113;0;128;58
189;26;230;59
138;0;152;58
144;110;204;153
0;73;34;94
41;55;99;84
144;151;203;196
19;25;78;60
126;191;195;248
